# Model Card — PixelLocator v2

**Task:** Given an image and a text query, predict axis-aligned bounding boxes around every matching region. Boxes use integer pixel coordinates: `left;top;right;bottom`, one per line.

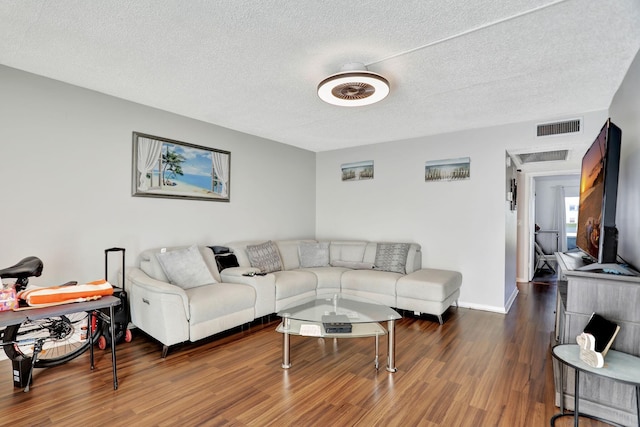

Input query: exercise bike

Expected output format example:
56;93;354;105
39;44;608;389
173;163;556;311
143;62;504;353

0;257;104;391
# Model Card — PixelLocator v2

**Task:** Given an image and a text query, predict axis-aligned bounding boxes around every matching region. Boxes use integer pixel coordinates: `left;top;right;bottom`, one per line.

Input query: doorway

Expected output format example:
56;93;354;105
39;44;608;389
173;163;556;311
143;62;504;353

531;175;580;280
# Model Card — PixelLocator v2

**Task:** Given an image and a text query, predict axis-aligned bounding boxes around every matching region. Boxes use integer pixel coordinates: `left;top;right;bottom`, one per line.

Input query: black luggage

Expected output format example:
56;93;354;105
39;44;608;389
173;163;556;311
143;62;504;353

98;247;132;349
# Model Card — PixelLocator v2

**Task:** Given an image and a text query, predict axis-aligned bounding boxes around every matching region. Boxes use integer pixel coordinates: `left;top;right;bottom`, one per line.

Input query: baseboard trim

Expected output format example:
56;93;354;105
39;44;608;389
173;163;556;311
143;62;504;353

457;300;513;315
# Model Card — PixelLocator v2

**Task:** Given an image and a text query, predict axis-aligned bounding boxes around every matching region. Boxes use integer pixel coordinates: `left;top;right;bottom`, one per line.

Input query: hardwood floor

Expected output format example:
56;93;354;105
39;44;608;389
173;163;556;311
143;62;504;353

0;282;610;426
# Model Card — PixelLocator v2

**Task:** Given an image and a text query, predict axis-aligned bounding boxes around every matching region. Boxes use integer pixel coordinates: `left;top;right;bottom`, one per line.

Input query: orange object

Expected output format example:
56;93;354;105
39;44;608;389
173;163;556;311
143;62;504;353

17;280;114;307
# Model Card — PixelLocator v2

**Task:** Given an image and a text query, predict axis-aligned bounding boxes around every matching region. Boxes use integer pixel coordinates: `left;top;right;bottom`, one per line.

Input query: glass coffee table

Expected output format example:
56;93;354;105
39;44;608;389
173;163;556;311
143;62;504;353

276;293;402;372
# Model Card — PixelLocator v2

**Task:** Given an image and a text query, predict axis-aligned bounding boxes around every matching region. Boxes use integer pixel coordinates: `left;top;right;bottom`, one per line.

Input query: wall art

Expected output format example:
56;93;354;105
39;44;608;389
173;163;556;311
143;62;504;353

341;160;374;181
132;132;230;202
425;157;470;182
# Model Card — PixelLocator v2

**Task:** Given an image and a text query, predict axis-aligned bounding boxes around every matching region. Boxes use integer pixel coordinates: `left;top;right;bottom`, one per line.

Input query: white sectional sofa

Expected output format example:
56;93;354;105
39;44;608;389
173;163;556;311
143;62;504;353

125;240;462;357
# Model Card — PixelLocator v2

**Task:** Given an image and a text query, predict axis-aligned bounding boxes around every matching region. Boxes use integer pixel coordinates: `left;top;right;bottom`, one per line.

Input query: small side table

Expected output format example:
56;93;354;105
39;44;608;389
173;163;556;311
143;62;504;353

551;344;640;426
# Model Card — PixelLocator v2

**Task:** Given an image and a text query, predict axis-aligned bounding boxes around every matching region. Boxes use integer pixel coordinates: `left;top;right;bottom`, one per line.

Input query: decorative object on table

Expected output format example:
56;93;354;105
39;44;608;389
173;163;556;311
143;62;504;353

425;157;470;182
341;160;374;181
132;132;230;202
576;312;620;368
322;314;352;333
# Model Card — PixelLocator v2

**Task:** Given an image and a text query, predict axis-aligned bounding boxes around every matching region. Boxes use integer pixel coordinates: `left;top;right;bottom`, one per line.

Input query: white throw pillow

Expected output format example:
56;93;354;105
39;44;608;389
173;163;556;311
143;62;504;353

155;245;216;289
298;242;330;268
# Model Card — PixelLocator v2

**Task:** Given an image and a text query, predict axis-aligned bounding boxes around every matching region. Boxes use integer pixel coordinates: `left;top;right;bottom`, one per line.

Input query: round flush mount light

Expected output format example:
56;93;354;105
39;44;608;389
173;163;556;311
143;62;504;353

317;63;390;107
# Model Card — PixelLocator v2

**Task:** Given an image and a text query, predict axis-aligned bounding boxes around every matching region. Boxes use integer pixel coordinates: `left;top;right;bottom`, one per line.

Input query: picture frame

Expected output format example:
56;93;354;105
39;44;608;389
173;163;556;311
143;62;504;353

425;157;470;182
132;132;230;202
341;160;374;181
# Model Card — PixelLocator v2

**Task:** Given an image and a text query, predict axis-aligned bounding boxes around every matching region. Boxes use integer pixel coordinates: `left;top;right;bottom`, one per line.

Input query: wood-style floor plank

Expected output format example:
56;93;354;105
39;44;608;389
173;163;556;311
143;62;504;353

0;281;611;426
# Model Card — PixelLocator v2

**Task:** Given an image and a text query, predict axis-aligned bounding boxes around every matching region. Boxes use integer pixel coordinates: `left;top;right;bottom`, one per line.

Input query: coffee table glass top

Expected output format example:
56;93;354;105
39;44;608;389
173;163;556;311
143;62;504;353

277;293;401;324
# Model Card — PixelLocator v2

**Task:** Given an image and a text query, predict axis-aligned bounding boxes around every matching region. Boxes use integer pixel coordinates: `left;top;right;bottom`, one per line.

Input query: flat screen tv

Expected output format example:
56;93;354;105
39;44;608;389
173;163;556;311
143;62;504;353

575;118;621;266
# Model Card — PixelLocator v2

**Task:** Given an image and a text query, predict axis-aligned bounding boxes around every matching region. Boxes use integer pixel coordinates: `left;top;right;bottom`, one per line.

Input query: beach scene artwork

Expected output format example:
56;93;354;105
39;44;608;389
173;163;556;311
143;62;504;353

425;157;470;182
341;160;374;181
132;133;230;202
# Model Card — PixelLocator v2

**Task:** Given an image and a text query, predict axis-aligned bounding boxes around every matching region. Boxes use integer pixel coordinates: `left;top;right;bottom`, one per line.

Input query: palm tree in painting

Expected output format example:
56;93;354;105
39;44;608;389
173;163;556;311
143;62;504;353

161;146;186;186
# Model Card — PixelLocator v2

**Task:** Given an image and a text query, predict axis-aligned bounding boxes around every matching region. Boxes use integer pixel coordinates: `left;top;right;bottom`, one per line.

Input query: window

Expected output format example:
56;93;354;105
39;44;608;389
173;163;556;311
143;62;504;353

565;196;579;250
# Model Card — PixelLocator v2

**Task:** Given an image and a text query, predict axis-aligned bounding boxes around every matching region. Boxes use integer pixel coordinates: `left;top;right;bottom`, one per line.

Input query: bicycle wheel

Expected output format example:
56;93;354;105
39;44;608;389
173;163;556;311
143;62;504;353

3;311;102;368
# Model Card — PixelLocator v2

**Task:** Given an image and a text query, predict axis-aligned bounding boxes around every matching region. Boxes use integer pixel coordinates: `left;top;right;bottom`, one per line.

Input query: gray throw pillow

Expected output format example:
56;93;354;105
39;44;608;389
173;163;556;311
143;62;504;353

246;240;283;273
155;245;217;289
298;242;330;268
374;243;411;274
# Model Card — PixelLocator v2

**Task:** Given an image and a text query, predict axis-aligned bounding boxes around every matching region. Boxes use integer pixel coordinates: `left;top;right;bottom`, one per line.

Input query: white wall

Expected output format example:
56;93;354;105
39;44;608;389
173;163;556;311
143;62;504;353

610;48;640;269
0;66;316;285
316;126;508;312
316;113;610;312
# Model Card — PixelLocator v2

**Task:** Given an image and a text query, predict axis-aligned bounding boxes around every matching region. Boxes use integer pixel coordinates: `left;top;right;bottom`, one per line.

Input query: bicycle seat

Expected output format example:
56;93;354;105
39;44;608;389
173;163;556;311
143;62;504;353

0;256;44;279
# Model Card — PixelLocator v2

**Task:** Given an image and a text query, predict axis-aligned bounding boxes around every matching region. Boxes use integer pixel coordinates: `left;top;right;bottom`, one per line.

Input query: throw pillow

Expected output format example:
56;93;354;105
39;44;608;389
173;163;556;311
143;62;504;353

298;242;330;268
246;240;283;273
215;253;239;272
155;245;217;289
374;243;411;274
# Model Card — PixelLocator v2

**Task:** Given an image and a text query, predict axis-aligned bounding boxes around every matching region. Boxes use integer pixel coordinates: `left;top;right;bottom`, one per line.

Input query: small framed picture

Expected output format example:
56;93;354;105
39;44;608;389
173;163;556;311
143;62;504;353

425;157;470;182
341;160;374;181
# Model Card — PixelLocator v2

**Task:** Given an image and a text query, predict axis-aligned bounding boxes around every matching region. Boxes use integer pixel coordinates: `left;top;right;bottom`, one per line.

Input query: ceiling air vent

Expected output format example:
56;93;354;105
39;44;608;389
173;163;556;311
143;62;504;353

516;150;569;164
536;119;581;137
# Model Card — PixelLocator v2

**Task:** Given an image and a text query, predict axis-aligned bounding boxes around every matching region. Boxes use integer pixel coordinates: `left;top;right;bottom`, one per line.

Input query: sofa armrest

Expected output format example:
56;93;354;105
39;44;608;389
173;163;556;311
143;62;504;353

219;266;261;277
125;267;189;318
125;267;191;347
220;267;276;317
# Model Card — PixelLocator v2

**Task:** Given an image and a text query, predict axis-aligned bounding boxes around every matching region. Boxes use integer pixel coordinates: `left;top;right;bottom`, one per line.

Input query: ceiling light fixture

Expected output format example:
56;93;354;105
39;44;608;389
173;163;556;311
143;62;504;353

317;63;390;107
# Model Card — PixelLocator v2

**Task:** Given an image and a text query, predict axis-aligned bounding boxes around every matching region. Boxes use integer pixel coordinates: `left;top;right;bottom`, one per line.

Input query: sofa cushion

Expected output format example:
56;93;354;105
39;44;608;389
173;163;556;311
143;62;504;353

329;241;368;264
374;242;411;274
186;283;256;325
155;245;217;289
396;268;462;301
272;270;317;300
246;240;283;273
341;269;402;297
297;266;349;291
298;241;330;268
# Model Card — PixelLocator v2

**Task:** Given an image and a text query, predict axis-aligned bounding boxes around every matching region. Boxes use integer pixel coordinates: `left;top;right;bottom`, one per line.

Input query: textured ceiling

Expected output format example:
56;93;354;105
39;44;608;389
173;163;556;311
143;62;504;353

1;0;639;154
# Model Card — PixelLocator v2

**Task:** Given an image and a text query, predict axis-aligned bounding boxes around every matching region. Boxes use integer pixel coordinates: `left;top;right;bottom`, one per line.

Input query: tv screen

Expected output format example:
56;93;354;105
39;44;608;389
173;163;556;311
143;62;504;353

576;119;621;264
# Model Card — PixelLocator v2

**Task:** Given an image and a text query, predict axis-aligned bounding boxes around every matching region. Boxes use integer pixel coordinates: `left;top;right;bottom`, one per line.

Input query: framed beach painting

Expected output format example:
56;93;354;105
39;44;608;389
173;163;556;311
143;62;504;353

341;160;374;181
425;157;470;182
131;132;230;202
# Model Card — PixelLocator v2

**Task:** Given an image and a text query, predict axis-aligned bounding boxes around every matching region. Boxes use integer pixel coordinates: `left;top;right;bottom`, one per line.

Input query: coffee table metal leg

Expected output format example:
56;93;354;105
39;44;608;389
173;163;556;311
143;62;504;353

282;331;291;368
574;370;579;427
636;386;640;427
374;334;379;370
387;319;397;372
281;316;291;369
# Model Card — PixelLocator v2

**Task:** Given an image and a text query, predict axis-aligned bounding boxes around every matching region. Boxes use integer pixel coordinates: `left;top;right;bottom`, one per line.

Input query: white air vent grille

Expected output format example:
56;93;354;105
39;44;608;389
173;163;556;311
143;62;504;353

537;119;581;137
516;150;568;164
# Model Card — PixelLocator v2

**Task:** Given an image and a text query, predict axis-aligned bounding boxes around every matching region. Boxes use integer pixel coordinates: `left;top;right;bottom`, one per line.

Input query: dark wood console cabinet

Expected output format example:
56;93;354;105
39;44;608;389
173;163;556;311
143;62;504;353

553;252;640;426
